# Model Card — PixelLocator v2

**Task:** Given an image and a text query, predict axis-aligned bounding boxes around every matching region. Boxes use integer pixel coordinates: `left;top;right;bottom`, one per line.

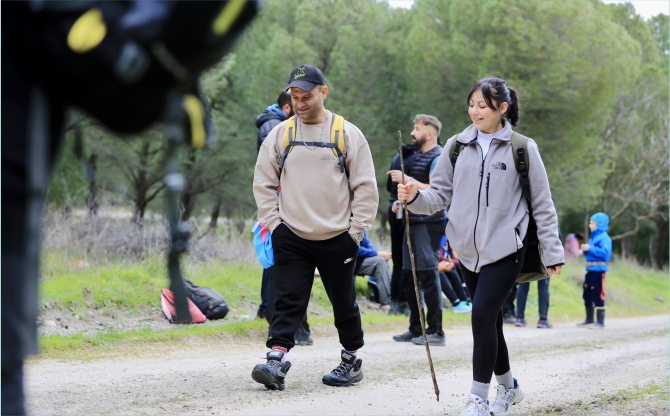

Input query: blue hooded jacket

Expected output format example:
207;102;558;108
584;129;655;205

255;104;287;152
583;212;612;272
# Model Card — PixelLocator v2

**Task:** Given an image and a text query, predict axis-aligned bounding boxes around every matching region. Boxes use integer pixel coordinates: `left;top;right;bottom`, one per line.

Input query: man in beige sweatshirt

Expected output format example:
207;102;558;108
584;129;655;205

251;64;378;391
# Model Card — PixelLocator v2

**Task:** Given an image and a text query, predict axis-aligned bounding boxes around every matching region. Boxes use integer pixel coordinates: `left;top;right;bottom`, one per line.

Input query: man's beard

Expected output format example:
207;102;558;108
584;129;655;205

412;133;427;148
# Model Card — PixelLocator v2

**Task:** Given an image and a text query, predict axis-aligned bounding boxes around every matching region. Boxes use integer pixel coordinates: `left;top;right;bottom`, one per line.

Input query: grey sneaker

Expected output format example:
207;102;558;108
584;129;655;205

251;351;292;391
411;332;446;346
322;350;363;387
295;336;314;346
393;331;416;342
490;378;524;416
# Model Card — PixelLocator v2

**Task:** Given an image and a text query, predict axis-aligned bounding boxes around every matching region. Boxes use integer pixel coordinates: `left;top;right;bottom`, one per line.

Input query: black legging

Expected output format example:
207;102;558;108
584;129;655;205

459;243;527;383
387;203;406;302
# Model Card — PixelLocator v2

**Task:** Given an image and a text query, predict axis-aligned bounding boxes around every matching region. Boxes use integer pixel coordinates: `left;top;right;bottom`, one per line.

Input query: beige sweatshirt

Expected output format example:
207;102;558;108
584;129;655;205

253;111;378;241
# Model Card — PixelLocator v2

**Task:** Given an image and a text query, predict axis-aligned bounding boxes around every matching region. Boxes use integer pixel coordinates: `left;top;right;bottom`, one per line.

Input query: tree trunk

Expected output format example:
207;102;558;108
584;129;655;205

621;214;633;259
131;142;151;226
378;209;388;245
86;154;98;217
180;150;197;221
209;200;221;232
650;207;669;270
180;192;196;222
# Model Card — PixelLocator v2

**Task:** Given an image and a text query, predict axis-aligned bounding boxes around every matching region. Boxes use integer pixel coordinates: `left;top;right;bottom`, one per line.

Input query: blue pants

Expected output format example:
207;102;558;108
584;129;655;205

583;271;606;307
516;279;550;320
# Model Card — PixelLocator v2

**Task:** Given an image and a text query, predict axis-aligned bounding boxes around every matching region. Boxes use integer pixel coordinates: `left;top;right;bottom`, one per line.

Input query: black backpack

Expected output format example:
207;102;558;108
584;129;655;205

184;280;229;320
449;132;549;282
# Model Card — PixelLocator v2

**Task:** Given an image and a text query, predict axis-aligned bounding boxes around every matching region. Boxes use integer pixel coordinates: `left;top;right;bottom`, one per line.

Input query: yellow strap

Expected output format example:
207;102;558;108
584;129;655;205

182;95;206;149
67;9;107;54
212;0;247;35
330;114;345;157
281;116;297;153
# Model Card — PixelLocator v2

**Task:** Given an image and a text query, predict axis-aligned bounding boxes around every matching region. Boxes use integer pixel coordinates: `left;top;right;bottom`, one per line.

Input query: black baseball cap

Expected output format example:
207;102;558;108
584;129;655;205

287;64;324;92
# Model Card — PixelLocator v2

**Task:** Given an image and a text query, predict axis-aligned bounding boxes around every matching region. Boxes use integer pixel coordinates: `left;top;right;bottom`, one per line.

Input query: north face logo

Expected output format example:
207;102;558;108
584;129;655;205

492;162;507;170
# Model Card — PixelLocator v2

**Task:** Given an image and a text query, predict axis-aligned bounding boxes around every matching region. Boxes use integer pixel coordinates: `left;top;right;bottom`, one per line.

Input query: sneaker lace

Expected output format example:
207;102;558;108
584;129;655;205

330;360;353;377
462;395;489;416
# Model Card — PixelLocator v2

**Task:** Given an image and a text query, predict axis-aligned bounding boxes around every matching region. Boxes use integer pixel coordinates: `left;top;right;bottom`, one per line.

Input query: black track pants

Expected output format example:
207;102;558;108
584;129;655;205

267;224;363;351
459;244;527;383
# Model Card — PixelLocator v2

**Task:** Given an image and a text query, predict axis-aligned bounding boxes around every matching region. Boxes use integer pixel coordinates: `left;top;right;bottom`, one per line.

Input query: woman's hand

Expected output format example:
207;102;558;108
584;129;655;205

397;182;417;203
548;265;562;276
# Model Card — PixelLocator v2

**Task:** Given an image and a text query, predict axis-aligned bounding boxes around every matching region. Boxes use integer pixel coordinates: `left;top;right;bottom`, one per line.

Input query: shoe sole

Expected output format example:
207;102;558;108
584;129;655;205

411;340;446;346
393;335;415;342
587;325;605;330
322;372;363;387
453;309;472;314
295;340;314;346
251;366;285;391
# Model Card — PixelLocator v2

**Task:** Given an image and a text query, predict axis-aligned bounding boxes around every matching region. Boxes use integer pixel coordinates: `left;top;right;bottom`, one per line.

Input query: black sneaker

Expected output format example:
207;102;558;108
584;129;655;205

393;331;416;342
322;350;363;387
251;351;292;391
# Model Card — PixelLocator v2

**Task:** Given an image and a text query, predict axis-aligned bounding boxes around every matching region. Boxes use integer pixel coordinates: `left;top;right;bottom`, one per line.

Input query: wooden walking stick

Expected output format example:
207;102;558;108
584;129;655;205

398;131;440;402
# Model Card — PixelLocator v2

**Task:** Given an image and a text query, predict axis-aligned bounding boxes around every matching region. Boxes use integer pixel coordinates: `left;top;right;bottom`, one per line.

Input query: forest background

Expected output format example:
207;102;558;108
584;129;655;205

48;0;669;269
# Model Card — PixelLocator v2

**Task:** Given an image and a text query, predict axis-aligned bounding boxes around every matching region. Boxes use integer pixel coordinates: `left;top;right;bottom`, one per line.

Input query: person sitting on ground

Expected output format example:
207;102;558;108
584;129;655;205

354;230;392;309
438;229;472;313
578;213;612;330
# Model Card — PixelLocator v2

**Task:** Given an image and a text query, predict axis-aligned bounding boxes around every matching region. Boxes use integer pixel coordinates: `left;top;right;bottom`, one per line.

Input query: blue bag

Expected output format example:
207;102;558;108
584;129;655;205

252;221;274;268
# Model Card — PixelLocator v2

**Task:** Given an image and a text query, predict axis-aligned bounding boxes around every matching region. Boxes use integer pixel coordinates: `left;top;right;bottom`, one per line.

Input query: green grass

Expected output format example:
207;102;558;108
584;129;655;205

38;252;668;359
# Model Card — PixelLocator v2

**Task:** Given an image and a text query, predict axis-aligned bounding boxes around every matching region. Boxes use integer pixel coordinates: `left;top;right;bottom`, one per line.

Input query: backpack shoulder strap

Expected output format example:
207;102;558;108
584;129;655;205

448;134;464;169
511;131;531;206
329;113;349;178
279;116;297;172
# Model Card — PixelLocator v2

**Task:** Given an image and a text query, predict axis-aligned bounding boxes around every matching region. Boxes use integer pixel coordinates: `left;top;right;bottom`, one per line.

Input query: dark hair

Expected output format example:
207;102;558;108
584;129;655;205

467;77;520;126
277;90;292;108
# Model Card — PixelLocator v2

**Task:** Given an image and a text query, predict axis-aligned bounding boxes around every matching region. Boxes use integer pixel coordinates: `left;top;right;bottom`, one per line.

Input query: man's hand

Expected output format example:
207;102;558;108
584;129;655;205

397;182;418;203
391;201;399;214
377;250;392;261
387;170;409;185
580;243;590;252
548;265;562;276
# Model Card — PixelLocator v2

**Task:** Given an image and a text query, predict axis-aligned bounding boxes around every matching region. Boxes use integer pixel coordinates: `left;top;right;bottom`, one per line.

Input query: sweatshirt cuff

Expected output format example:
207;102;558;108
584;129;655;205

348;226;366;235
546;262;565;268
407;189;420;205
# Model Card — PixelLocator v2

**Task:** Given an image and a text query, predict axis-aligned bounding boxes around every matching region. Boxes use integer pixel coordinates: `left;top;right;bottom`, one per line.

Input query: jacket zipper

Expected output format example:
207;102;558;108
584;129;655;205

472;148;485;271
485;172;490;207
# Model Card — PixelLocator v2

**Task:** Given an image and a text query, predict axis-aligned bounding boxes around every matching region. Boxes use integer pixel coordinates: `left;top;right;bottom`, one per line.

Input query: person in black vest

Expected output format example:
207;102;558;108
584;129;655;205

386;143;418;315
388;114;446;346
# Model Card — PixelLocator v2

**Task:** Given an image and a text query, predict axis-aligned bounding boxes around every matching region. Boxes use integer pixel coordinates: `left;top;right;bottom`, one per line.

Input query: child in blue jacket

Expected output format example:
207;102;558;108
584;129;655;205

578;212;612;329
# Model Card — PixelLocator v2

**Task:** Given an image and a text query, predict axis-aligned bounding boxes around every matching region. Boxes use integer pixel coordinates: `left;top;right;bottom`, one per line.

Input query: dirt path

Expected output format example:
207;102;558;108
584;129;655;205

25;315;668;415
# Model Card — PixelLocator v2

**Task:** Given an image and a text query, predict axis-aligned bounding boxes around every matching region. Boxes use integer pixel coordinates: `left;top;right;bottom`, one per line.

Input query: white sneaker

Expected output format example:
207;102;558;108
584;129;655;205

459;393;491;416
490;378;524;416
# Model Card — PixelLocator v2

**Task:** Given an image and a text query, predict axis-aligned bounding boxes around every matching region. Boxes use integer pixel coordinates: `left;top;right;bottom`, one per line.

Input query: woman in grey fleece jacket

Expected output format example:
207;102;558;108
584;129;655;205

399;77;564;416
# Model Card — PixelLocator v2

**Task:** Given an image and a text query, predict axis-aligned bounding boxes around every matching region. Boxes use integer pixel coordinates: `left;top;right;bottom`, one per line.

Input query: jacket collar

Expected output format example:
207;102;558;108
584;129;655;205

458;121;513;144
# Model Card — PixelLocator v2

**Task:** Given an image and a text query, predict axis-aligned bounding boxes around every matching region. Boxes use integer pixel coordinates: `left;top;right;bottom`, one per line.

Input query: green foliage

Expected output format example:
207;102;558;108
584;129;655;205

46;0;668;263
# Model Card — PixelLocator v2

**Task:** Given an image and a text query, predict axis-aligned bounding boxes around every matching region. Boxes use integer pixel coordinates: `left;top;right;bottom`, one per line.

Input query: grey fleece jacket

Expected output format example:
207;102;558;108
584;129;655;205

408;122;564;273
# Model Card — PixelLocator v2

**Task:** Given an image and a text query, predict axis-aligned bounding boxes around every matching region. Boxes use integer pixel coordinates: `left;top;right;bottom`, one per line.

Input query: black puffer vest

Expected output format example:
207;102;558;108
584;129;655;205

408;146;446;224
